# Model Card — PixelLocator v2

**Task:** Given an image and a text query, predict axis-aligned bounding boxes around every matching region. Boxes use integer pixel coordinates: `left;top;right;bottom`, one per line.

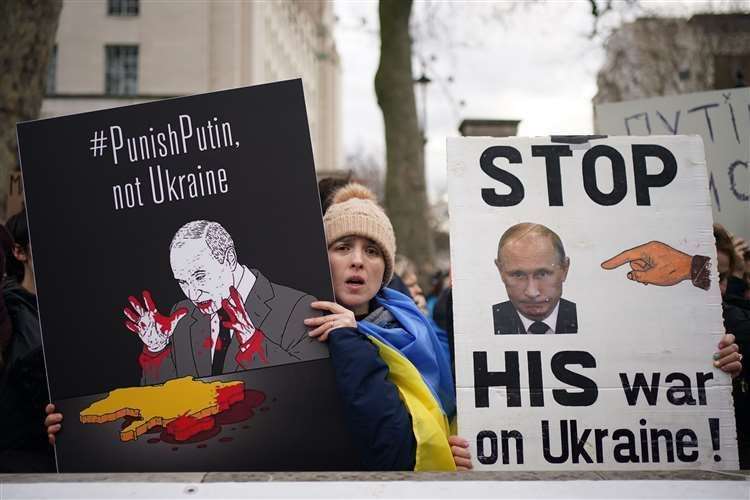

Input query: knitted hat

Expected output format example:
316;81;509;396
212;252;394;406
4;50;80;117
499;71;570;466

323;183;396;285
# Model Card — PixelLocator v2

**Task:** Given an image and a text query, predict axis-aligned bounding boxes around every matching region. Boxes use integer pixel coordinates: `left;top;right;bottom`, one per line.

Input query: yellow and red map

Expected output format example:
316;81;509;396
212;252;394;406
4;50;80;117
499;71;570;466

80;376;245;441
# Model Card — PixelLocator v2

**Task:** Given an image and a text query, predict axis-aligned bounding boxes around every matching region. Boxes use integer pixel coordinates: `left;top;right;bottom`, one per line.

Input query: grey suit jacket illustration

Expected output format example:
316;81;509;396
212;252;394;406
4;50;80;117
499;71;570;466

141;269;327;385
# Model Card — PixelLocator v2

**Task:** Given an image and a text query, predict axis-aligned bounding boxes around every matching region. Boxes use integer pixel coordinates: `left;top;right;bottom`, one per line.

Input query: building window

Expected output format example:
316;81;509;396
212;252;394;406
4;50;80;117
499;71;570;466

46;45;57;95
108;0;139;16
105;45;138;96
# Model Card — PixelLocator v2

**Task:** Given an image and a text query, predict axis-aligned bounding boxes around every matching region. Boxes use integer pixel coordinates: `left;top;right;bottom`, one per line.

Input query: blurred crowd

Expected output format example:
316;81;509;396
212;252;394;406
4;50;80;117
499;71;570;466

714;223;750;468
0;208;55;472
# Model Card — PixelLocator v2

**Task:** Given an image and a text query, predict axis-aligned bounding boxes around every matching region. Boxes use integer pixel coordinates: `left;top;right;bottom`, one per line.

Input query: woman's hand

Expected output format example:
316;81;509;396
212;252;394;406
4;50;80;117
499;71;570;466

44;403;63;445
449;435;472;471
304;301;357;342
715;333;742;379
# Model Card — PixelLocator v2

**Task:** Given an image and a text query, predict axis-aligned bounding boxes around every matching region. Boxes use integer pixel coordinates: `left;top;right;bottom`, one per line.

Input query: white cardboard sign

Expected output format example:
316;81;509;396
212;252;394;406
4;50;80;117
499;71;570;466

595;88;750;241
447;135;737;470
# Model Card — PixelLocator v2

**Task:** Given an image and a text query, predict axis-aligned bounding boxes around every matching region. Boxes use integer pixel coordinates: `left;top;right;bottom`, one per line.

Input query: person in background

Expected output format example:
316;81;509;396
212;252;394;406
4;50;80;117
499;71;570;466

394;255;427;313
426;270;447;319
0;209;55;472
715;223;750;468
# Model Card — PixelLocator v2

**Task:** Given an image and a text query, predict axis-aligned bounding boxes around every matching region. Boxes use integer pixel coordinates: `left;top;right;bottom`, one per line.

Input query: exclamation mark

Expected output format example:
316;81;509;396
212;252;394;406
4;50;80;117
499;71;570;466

709;418;721;462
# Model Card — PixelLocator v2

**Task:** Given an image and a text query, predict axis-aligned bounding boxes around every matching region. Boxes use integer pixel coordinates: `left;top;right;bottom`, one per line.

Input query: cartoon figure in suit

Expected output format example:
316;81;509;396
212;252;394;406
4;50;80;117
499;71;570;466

123;220;326;384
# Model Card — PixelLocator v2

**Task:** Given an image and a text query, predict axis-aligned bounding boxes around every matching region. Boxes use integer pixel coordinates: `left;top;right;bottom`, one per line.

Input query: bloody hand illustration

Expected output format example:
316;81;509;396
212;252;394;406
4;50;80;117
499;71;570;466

221;286;256;345
601;241;695;286
124;290;188;352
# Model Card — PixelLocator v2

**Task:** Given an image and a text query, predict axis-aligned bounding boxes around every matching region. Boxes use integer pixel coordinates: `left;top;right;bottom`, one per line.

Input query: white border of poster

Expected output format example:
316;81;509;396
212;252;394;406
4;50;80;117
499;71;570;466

447;135;737;470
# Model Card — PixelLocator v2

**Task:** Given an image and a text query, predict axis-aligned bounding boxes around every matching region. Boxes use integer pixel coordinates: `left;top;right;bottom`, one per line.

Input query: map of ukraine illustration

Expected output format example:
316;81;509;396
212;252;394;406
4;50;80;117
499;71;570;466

80;376;245;441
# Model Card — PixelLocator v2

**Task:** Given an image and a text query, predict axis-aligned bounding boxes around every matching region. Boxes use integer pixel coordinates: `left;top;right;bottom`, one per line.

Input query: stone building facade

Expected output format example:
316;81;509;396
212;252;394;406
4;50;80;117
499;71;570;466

42;0;342;173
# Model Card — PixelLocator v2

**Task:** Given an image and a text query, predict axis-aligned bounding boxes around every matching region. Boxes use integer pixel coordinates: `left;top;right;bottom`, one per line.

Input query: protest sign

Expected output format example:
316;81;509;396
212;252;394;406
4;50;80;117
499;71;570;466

447;135;737;470
596;88;750;242
17;80;357;472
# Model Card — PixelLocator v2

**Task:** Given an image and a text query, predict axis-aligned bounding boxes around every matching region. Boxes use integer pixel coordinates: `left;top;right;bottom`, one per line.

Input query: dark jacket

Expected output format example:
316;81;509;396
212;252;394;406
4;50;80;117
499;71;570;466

0;280;54;472
722;297;750;469
492;298;578;334
327;307;416;471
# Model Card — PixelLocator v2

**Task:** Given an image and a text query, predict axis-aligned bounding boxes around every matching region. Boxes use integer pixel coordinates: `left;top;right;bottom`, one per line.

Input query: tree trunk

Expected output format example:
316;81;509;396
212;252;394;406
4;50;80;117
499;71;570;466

375;0;436;281
0;0;62;220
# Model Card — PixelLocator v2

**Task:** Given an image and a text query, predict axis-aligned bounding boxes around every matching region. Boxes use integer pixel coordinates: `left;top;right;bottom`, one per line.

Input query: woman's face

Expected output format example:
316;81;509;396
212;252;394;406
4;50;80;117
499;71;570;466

328;236;385;316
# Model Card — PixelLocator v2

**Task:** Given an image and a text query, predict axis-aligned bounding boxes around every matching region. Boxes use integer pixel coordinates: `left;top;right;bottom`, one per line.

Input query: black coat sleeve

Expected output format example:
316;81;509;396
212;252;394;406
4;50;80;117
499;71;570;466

327;326;416;471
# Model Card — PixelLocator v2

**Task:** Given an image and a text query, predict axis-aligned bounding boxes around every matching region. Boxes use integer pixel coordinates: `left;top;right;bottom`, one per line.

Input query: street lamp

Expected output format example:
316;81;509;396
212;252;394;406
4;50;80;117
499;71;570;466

414;70;431;144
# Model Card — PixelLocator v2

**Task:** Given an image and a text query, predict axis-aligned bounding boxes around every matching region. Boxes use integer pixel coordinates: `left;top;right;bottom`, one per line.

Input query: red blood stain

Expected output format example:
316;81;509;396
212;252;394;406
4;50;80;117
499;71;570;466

166;415;215;441
215;336;224;352
234;329;268;368
120;388;267;447
219;437;233;443
138;346;171;380
202;337;213;350
160;423;221;445
214;390;266;426
215;383;245;411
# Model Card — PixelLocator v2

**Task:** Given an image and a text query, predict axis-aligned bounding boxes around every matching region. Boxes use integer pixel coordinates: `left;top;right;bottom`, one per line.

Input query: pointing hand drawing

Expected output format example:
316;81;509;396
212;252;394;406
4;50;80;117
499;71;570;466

124;290;188;352
601;241;709;289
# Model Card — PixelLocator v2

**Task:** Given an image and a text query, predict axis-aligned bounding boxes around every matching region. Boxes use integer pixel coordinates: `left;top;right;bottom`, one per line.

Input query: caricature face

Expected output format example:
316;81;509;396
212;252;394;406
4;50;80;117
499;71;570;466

170;238;234;315
496;232;569;322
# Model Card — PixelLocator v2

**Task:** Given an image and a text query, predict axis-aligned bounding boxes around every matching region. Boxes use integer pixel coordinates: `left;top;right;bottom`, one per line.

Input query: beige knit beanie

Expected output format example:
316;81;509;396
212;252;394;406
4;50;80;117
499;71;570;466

323;183;396;285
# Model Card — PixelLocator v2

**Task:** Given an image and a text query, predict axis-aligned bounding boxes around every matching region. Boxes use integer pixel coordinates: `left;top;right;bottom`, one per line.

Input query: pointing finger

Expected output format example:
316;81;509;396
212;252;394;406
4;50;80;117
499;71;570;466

601;246;647;270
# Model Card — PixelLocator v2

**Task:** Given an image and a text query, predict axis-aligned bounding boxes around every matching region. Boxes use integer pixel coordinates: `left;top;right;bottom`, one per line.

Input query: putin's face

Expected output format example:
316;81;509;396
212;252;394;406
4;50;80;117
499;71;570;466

170;239;234;315
495;233;569;322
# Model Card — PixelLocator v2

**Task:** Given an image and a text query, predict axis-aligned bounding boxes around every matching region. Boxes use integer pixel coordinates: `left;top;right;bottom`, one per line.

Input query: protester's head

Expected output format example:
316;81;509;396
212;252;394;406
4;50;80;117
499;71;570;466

714;223;735;297
318;174;352;215
5;209;31;286
495;222;569;322
395;254;426;311
323;183;395;315
429;270;447;298
170;220;237;315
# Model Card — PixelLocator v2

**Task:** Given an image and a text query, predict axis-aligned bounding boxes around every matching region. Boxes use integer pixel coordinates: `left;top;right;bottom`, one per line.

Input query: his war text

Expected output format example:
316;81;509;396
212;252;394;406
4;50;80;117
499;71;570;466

471;350;723;467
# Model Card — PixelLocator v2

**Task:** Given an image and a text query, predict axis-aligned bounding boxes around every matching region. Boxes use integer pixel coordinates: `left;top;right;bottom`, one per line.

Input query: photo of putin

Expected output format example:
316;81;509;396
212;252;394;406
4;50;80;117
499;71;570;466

492;222;577;335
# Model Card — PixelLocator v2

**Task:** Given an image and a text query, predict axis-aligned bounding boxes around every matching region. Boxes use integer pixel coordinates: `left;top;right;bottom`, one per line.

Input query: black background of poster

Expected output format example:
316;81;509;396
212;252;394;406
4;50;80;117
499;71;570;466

17;80;357;471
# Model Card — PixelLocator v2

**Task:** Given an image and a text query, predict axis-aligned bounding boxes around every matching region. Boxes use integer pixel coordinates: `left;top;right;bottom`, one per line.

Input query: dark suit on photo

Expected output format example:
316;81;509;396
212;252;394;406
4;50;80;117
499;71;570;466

142;269;328;385
492;298;578;335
